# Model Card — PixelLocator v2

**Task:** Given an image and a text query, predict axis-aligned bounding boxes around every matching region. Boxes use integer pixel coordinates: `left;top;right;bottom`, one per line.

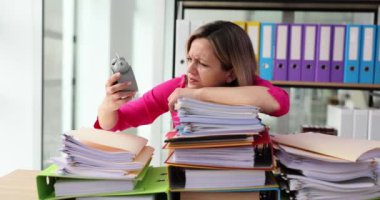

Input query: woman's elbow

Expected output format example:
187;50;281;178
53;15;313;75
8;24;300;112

267;99;289;117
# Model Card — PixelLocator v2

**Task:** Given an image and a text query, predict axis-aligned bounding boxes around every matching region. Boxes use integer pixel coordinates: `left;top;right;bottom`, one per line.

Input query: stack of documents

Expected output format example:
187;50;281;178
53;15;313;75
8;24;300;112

175;97;264;136
166;97;271;169
164;98;280;198
50;128;154;198
165;131;273;169
272;132;380;200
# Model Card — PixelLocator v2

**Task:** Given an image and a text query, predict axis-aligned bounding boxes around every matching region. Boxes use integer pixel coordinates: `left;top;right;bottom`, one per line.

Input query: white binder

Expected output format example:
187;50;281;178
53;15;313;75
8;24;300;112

368;109;380;140
175;19;191;77
327;105;353;138
353;109;369;140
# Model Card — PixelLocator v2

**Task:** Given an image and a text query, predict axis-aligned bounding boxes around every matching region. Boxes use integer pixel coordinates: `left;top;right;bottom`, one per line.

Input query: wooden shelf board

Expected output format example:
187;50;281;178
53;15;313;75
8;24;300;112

271;81;380;90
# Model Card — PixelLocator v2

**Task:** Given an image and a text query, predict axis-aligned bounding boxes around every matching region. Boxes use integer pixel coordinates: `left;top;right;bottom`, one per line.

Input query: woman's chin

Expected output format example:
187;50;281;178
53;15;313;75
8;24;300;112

187;83;201;89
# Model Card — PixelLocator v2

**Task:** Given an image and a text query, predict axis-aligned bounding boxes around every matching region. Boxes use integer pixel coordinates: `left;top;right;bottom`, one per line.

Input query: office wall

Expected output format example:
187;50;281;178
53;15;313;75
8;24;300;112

0;0;42;175
74;0;167;166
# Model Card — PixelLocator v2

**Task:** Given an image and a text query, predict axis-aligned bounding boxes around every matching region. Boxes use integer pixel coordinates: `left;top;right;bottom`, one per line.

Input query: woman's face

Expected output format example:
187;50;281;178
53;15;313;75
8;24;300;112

186;38;233;89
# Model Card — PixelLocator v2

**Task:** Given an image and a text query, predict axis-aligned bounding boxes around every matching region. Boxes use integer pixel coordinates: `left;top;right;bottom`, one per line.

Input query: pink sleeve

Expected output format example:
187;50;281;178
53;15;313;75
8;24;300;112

94;76;185;131
254;76;289;117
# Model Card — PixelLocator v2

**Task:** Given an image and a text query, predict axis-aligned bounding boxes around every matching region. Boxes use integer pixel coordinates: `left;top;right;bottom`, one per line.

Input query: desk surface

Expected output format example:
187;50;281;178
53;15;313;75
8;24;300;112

0;169;39;200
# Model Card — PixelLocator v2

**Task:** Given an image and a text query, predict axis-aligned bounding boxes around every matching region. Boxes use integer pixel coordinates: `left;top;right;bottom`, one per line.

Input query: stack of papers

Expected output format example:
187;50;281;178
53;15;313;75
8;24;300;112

164;98;279;196
175;98;264;136
164;98;272;170
51;128;154;197
272;132;380;200
172;146;256;168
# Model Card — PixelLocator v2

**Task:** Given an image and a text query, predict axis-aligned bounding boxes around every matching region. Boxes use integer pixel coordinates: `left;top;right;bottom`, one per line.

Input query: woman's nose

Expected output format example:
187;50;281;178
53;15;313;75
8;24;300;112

187;61;196;74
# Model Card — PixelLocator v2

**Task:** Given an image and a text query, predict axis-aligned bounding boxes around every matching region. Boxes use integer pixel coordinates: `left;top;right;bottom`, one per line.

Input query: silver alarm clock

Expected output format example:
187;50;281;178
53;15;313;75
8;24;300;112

110;54;138;92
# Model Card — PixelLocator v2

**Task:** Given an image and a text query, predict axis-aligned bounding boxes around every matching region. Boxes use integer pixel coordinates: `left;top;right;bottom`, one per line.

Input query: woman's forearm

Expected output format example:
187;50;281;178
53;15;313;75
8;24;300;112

196;86;280;115
97;106;118;130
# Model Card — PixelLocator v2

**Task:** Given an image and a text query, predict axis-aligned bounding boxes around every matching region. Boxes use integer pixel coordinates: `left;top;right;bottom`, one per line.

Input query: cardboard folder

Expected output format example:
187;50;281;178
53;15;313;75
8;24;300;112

271;132;380;162
36;165;170;200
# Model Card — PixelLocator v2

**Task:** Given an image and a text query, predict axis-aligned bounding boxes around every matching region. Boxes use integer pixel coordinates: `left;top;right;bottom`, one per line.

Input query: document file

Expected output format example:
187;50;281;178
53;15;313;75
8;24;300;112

37;166;170;200
274;23;289;80
288;24;303;81
272;132;380;162
330;25;346;82
344;25;362;83
301;24;317;82
259;23;275;80
316;25;332;82
360;25;376;84
247;21;260;64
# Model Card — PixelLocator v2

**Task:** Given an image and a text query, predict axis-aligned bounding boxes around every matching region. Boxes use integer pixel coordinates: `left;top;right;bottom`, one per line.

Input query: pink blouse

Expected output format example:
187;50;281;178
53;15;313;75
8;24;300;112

94;75;289;131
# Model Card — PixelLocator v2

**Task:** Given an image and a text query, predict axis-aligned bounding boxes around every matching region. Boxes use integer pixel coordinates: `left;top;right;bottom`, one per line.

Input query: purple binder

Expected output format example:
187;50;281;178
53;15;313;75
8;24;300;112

315;25;332;82
288;24;303;81
301;24;317;82
273;23;289;81
330;25;346;83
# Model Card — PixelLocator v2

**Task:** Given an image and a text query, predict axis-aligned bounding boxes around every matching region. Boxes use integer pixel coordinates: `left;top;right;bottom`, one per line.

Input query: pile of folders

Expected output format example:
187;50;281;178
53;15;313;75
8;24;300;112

36;128;170;199
164;97;281;200
272;132;380;200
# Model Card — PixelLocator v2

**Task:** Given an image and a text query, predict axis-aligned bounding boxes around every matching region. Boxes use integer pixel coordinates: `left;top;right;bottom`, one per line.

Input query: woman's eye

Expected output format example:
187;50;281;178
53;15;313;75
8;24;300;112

186;57;192;62
199;62;207;67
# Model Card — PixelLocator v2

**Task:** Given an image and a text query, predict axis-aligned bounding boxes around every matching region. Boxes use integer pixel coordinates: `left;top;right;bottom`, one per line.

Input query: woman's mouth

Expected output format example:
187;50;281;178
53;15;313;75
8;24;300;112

189;77;197;83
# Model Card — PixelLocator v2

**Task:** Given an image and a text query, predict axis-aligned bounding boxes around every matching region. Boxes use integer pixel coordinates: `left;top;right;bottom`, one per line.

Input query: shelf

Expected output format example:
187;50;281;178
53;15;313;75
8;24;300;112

271;81;380;90
179;1;380;12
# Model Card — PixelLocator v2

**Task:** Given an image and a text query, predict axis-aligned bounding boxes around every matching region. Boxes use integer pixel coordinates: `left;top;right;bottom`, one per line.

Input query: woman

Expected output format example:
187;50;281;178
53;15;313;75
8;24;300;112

95;20;289;131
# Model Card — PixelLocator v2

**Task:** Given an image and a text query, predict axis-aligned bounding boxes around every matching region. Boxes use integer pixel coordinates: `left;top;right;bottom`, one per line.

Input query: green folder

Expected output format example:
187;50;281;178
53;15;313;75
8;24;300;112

36;165;170;200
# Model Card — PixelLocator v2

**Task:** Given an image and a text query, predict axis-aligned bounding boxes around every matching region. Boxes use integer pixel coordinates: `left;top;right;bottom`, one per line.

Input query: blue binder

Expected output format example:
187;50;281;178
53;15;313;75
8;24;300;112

344;25;362;83
359;25;376;84
375;25;380;84
259;23;276;80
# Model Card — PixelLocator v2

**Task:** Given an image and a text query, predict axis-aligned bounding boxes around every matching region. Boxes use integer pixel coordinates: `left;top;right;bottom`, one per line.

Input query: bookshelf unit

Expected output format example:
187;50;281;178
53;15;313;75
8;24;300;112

172;0;380;133
173;0;380;89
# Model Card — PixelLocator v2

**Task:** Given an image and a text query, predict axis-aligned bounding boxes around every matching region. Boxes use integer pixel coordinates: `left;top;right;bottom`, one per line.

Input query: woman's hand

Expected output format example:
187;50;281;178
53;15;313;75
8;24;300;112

100;73;136;112
168;88;202;111
97;73;136;130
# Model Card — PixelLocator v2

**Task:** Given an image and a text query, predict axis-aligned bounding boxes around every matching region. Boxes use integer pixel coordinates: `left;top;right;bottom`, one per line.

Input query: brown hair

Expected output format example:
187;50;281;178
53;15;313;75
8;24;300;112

186;20;257;86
